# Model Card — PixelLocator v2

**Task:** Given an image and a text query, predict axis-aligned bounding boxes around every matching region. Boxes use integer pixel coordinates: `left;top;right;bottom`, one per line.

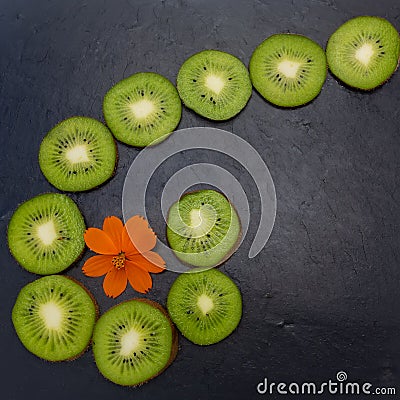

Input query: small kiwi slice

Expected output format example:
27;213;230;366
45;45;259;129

92;299;178;386
167;269;242;345
326;16;400;90
39;117;117;192
103;72;182;147
8;193;86;275
249;34;327;107
176;50;252;120
167;190;241;269
12;275;97;361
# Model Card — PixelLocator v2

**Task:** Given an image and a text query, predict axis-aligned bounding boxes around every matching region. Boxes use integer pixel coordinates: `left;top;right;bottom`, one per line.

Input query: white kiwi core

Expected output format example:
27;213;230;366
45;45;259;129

189;209;203;228
37;220;57;246
355;43;374;65
66;145;89;164
130;99;154;119
205;75;225;94
120;329;141;356
197;294;214;315
40;302;63;330
277;60;301;78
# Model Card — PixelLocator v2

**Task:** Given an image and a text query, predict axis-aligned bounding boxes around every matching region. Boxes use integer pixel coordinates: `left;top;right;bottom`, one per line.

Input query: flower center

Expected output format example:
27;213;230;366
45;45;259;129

112;253;125;270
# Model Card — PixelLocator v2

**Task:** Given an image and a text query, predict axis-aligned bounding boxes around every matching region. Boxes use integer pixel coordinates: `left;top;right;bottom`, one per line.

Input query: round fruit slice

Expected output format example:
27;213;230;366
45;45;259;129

166;190;241;268
249;34;327;107
326;16;400;90
103;72;182;147
167;269;242;345
177;50;252;120
12;275;97;361
39;117;117;192
8;193;86;275
92;299;177;386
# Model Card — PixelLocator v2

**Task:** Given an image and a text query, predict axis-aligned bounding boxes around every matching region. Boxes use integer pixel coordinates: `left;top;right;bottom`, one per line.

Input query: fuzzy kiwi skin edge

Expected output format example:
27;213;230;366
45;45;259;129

166;190;242;271
60;276;99;362
92;299;178;387
39;116;119;192
11;276;99;362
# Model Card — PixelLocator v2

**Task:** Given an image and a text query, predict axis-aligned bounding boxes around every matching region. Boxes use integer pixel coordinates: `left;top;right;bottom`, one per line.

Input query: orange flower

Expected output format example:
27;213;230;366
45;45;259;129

82;215;165;298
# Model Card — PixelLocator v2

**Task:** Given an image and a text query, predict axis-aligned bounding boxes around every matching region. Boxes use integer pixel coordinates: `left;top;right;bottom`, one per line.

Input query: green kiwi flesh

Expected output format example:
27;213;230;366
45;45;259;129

103;72;182;147
92;299;177;386
167;269;242;345
249;34;327;107
177;50;252;120
166;190;241;268
12;275;97;361
39;117;117;192
326;16;400;90
8;193;86;275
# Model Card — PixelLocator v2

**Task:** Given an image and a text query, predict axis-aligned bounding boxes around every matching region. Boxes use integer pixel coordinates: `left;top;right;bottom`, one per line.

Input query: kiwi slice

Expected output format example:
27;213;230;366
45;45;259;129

167;269;242;345
8;193;86;275
12;275;97;361
326;16;400;90
39;117;117;192
167;190;241;269
176;50;252;120
249;34;327;107
103;72;182;147
92;299;178;386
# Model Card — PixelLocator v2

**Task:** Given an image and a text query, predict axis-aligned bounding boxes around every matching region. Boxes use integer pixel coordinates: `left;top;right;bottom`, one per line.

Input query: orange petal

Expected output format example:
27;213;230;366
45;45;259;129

121;227;139;256
82;255;113;277
142;251;166;268
122;215;157;255
102;216;123;250
126;252;165;274
84;228;119;255
103;268;127;298
126;264;152;294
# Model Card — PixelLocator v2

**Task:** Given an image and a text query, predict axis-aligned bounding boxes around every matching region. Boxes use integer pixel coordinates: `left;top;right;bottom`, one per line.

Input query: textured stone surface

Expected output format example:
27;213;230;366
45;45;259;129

1;0;399;399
